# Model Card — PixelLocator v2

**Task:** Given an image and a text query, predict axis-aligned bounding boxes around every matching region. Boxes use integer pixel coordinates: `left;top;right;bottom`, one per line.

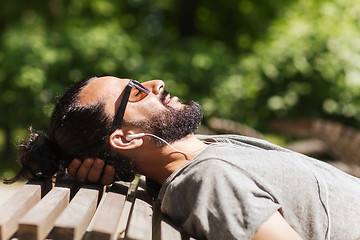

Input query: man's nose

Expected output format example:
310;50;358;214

143;80;165;95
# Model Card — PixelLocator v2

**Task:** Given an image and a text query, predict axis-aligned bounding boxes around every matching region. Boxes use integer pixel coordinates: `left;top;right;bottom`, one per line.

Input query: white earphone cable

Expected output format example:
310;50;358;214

130;133;207;155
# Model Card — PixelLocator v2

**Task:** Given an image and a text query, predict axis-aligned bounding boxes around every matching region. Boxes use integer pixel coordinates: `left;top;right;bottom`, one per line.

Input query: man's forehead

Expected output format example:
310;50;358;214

78;76;132;117
79;76;129;105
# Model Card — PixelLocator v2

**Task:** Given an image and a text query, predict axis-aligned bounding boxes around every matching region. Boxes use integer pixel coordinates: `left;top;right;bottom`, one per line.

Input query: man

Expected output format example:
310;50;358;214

10;76;360;239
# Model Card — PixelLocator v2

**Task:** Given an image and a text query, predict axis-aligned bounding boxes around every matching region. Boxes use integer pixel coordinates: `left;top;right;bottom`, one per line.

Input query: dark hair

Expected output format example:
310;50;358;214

4;77;135;184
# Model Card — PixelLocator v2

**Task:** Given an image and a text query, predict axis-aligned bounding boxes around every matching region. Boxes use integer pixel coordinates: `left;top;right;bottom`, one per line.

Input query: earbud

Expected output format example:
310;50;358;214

126;133;146;141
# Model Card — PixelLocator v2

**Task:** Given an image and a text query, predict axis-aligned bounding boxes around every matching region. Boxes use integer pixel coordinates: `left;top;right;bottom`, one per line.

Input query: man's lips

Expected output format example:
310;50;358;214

160;90;169;105
165;93;172;105
161;90;179;106
167;95;180;105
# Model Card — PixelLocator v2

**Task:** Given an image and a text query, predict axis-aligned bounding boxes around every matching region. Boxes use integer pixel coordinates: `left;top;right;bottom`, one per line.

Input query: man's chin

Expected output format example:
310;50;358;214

156;100;203;145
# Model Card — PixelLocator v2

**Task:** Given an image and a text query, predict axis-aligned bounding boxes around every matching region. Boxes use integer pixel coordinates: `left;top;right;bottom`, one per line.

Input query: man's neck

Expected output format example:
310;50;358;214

134;134;208;184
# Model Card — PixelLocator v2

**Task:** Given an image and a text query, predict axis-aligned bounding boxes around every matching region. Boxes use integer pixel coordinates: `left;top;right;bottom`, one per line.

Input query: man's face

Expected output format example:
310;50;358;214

79;76;203;145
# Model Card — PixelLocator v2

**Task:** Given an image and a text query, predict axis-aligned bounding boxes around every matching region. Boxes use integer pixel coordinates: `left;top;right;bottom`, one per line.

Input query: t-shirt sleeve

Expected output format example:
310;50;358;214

160;159;281;240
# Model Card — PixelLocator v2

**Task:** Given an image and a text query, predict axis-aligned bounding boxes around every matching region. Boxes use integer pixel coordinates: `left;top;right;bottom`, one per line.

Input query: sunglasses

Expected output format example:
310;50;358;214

111;79;150;132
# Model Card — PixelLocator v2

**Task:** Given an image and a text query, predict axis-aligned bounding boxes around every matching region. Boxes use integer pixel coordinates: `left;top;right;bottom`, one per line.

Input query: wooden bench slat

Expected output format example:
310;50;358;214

0;184;41;240
87;183;128;240
125;189;153;240
18;187;70;240
0;180;52;240
160;220;183;240
152;200;183;240
51;187;100;240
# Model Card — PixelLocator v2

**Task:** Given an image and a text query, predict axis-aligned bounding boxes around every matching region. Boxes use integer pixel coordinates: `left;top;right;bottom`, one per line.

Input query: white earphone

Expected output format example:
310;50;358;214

126;133;146;141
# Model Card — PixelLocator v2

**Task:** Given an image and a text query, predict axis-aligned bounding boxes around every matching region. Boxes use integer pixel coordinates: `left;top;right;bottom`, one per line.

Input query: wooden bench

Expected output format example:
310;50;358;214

0;175;195;240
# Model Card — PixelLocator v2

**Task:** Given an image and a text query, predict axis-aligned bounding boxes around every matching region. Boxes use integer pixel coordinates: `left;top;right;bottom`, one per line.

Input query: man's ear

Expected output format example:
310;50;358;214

109;129;143;150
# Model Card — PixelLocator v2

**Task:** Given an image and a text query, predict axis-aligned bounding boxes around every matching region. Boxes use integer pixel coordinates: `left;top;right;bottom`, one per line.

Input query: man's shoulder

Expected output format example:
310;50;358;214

160;157;235;194
168;153;256;190
195;134;290;152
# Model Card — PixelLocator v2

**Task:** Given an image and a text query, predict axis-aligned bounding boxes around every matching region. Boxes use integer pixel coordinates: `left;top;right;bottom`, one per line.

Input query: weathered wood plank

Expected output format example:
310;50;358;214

0;184;41;240
125;188;153;240
0;180;51;240
152;200;182;240
86;183;128;240
160;220;183;240
54;174;83;200
51;186;101;240
18;187;70;240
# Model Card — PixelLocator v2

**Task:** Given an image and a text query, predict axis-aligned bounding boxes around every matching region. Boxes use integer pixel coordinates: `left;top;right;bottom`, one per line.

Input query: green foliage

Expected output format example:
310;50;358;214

0;0;360;172
200;0;360;128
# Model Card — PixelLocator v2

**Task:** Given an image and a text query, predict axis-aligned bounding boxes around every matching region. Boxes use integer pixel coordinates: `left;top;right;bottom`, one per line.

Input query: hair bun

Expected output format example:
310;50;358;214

14;129;63;181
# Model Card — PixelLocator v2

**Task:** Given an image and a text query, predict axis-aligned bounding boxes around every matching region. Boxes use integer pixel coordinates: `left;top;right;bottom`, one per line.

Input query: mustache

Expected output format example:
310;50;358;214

160;90;170;105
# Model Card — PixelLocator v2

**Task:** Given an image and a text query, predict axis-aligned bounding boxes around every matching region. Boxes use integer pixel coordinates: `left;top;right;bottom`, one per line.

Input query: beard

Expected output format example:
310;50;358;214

124;92;203;147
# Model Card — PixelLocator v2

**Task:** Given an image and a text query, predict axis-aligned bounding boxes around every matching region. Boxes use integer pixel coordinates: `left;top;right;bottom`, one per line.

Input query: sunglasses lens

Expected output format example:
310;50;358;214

129;87;148;102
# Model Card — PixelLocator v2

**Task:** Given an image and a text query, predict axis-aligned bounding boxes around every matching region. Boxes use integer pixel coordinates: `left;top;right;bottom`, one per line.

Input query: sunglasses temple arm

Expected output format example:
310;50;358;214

111;88;131;132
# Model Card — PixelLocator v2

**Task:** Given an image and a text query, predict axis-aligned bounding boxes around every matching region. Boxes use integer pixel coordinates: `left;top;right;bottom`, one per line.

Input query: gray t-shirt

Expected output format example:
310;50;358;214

158;135;360;240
